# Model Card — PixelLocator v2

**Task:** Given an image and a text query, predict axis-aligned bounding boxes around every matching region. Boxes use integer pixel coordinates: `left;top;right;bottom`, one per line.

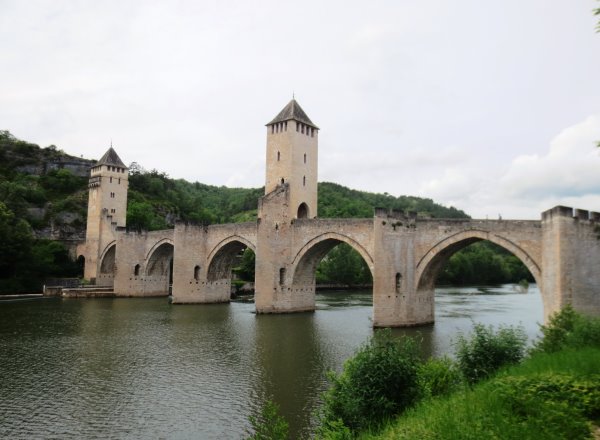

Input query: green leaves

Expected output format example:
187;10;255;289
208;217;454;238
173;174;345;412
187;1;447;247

531;304;600;354
320;330;422;432
126;201;168;231
491;373;600;438
0;202;79;292
455;323;527;384
316;243;372;286
317;182;468;219
247;400;289;440
438;241;534;285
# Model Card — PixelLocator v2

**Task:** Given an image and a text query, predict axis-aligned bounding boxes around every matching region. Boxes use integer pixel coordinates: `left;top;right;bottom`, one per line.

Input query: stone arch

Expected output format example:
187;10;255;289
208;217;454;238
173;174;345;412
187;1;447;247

291;232;374;286
146;241;174;277
207;235;256;282
415;229;542;292
99;242;116;274
76;255;85;277
297;202;309;219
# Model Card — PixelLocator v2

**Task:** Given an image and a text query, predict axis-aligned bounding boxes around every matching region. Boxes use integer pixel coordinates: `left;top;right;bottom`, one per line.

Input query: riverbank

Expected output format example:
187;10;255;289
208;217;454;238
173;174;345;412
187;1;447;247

361;346;600;439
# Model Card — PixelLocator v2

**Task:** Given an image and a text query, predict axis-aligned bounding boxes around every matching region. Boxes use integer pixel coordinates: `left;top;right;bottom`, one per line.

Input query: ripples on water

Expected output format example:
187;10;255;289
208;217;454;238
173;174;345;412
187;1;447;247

0;285;542;439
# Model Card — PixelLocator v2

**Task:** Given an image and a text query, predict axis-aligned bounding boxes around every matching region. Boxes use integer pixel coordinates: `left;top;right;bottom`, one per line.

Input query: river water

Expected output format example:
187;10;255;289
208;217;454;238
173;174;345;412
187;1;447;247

0;285;542;439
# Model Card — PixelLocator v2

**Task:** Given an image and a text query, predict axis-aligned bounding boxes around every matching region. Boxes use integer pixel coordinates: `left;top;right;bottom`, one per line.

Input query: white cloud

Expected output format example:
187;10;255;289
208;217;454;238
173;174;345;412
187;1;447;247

419;115;600;219
501;115;600;199
1;1;600;221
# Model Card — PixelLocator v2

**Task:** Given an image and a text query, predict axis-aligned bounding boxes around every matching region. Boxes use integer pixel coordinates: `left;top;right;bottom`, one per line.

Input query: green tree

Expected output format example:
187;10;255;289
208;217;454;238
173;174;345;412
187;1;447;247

316;243;372;286
437;241;533;286
236;248;256;281
320;330;422;432
127;201;168;231
455;323;527;384
0;202;33;278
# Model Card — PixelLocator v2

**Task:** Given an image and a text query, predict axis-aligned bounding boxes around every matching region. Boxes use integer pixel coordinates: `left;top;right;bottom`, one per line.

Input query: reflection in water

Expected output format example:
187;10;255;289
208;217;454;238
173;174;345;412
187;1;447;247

0;285;543;439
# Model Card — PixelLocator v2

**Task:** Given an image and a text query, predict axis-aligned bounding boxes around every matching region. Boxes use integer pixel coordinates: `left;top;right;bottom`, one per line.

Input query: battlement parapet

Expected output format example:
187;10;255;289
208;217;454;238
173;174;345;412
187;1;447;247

373;208;418;220
542;205;600;222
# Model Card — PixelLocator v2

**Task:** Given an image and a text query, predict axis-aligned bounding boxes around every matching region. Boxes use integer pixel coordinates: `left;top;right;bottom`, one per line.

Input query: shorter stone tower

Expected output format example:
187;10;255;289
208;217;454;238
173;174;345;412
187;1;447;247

81;147;128;282
265;99;319;219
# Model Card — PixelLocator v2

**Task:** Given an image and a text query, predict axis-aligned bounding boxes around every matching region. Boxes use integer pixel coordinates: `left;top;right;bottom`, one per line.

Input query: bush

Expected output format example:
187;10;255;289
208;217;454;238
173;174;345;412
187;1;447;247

319;330;422;432
417;357;463;399
455;323;527;384
532;305;600;354
247;400;288;440
492;373;600;438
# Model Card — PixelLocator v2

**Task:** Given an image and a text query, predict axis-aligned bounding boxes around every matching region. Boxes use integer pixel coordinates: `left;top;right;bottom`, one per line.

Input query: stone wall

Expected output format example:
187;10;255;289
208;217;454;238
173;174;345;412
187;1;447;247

541;206;600;318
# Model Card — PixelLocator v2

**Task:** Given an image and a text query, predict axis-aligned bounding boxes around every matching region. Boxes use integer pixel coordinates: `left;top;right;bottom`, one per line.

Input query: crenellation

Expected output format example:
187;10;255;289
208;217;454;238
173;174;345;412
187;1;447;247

574;209;589;220
374;207;389;218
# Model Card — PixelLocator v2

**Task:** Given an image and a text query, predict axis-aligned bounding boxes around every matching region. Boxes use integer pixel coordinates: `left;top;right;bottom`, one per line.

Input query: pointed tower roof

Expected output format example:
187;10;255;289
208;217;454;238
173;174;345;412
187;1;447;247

267;99;319;129
96;147;127;168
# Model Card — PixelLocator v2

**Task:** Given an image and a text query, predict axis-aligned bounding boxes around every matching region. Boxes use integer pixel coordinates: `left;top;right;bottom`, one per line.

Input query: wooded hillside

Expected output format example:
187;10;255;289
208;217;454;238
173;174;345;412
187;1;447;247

0;131;532;292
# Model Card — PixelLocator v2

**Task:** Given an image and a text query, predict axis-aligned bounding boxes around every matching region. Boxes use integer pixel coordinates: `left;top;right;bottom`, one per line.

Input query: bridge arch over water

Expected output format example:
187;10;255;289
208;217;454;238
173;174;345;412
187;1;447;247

415;229;542;292
291;232;374;287
207;235;256;282
97;241;116;286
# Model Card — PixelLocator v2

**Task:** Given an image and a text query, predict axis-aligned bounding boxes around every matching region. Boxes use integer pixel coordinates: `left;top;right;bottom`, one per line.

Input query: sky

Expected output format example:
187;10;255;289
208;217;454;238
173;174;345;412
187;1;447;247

1;0;600;219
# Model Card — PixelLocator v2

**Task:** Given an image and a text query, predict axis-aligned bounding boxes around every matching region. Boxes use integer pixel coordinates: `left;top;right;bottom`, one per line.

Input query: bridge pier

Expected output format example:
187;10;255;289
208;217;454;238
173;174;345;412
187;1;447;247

372;210;434;327
541;206;600;319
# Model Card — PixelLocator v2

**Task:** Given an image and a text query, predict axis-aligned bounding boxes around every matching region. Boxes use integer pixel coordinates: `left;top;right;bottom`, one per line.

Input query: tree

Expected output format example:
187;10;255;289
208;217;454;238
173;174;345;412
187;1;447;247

320;330;422;432
316;243;372;286
0;202;33;277
127;201;168;231
236;248;256;281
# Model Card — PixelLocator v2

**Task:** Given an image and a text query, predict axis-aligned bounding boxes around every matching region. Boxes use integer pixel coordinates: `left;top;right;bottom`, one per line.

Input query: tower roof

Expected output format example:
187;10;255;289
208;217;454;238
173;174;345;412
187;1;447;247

267;99;319;129
96;147;127;168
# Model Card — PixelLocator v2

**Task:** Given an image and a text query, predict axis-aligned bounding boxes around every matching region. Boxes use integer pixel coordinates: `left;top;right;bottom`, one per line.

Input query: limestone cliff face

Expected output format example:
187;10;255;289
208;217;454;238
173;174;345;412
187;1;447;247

1;132;94;255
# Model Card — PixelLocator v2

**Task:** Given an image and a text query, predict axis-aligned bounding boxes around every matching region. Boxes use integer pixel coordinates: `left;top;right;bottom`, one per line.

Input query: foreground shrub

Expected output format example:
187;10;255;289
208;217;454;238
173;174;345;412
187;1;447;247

455;323;527;384
319;330;422;433
532;304;600;354
417;357;463;399
247;400;289;440
492;373;600;439
369;349;600;440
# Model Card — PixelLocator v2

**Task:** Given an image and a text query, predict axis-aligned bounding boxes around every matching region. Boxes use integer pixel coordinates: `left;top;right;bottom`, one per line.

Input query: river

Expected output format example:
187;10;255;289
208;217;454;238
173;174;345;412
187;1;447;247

0;285;542;439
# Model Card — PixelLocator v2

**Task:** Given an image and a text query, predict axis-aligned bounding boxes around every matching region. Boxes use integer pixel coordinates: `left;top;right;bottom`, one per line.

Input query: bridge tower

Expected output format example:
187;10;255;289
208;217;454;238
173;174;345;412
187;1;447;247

265;98;319;219
79;147;129;283
255;99;321;312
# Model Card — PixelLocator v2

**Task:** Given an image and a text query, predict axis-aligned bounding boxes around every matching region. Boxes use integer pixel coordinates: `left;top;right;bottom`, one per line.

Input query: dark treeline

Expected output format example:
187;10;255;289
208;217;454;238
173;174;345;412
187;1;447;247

0;131;532;292
438;241;534;285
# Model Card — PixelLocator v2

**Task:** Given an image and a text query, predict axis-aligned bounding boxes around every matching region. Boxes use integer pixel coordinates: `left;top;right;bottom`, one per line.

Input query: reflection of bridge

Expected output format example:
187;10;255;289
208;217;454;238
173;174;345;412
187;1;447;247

78;100;600;327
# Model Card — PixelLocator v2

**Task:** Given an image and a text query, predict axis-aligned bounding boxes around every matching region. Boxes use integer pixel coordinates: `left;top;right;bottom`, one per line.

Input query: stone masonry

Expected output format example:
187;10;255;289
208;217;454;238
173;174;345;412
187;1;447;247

77;99;600;327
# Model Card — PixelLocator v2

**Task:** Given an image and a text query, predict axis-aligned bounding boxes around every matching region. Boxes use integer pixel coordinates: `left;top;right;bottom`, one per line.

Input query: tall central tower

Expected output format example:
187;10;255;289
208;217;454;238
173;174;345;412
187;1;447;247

265;99;319;219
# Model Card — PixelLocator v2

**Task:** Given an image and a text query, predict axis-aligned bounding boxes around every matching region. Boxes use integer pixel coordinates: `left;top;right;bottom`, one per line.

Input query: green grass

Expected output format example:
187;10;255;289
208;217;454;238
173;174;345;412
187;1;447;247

359;348;600;440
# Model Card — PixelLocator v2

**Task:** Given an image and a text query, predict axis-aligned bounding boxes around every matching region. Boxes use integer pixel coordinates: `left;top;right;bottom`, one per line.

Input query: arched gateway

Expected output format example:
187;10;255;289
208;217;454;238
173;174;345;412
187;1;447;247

78;100;600;327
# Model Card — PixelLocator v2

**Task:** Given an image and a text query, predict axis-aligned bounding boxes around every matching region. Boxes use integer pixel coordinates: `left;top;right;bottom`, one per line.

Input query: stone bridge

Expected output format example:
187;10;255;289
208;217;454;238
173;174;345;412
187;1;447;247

98;185;600;327
79;99;600;327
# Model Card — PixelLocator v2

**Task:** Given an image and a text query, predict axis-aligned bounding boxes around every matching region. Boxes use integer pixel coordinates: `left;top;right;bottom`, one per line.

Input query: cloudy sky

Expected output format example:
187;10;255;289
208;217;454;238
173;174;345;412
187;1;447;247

2;0;600;219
